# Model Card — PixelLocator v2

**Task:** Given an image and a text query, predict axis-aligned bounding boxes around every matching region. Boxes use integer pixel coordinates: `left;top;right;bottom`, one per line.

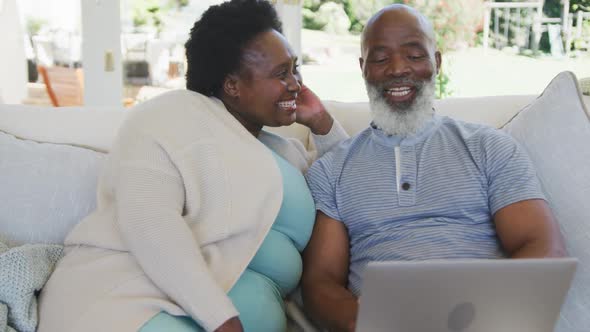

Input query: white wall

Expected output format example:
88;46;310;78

81;0;123;106
0;0;27;103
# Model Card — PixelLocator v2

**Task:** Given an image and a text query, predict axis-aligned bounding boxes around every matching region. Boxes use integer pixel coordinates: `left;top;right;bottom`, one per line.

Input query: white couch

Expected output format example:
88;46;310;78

1;71;589;331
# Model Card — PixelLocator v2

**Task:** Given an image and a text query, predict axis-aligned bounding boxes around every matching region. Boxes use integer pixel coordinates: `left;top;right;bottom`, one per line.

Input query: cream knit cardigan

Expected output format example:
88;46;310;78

44;90;345;332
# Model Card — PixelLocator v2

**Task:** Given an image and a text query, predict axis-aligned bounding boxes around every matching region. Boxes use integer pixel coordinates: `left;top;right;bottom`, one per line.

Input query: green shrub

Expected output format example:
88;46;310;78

436;70;452;99
317;2;351;34
346;0;392;33
571;0;590;11
544;0;590;17
397;0;484;52
303;0;390;33
303;0;484;52
304;0;323;11
25;17;47;36
303;7;327;30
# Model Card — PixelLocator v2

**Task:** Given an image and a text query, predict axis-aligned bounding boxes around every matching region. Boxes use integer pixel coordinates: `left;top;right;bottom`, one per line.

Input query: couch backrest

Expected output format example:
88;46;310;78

0;104;126;152
313;95;535;137
0;95;536;153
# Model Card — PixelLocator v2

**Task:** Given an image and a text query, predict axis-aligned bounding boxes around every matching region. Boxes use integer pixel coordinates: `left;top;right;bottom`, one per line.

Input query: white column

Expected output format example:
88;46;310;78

483;3;491;53
562;0;570;32
0;0;27;104
532;1;544;52
80;0;123;106
272;0;302;63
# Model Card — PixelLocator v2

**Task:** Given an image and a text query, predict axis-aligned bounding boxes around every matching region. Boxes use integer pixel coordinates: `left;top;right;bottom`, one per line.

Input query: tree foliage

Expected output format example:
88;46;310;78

303;0;484;51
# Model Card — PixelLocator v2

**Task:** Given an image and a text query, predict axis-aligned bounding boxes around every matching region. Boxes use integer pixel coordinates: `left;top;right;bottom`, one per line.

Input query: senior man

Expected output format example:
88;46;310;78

301;4;567;332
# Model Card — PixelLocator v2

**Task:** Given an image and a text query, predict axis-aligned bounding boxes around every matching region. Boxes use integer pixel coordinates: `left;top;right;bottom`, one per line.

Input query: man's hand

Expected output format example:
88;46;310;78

295;84;334;135
214;317;243;332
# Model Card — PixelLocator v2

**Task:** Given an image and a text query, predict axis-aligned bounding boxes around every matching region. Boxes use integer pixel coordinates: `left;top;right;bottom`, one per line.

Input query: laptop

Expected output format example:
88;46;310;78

356;258;577;332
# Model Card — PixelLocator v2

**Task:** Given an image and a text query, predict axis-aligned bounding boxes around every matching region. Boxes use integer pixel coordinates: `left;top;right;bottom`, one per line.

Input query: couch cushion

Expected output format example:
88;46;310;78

435;94;535;128
0;131;104;246
502;71;590;332
0;105;126;153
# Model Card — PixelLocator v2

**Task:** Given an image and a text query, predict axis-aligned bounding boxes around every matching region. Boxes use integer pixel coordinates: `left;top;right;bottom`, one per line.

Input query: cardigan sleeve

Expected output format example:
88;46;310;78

263;119;349;172
311;118;348;158
113;129;238;332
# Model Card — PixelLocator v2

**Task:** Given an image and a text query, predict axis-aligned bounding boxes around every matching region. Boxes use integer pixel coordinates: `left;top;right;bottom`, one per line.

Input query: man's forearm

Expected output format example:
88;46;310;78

509;238;567;258
303;281;359;332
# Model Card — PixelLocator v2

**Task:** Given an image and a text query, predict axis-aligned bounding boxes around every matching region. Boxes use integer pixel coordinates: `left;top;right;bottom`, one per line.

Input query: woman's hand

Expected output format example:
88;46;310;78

296;84;334;135
214;317;244;332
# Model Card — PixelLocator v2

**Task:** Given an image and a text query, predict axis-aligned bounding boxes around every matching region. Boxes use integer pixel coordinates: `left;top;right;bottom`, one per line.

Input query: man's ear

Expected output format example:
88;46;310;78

435;51;442;75
223;74;240;98
359;57;364;71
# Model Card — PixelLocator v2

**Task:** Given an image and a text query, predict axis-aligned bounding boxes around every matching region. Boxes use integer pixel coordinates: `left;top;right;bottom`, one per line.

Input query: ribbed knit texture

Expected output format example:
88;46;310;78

0;241;63;332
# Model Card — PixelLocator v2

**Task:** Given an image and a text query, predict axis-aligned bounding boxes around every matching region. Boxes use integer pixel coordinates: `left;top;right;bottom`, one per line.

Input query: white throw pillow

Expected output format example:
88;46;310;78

0;131;104;246
502;71;590;332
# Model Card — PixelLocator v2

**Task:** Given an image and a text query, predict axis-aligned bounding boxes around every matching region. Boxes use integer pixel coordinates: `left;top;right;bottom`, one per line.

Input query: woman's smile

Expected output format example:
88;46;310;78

278;99;297;111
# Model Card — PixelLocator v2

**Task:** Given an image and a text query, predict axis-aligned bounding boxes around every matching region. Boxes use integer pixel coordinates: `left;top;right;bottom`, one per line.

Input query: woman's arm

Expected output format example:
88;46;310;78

295;85;349;159
114;129;240;332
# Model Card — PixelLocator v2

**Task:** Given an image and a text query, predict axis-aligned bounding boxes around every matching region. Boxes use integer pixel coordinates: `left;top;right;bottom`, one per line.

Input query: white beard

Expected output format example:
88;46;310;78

365;75;436;137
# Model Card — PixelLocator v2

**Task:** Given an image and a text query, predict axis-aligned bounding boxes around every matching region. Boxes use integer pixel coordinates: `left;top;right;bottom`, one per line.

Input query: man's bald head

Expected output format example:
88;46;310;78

358;4;441;137
361;4;436;56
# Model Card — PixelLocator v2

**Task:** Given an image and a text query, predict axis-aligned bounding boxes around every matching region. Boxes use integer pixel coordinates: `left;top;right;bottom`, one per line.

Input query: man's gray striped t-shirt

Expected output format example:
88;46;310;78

306;115;545;296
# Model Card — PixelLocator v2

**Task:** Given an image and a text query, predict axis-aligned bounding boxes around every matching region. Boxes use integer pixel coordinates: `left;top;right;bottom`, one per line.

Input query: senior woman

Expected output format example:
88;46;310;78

37;1;347;332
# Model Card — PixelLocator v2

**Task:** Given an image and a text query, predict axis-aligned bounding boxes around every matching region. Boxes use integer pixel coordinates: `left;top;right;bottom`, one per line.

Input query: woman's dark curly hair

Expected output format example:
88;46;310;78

185;0;282;96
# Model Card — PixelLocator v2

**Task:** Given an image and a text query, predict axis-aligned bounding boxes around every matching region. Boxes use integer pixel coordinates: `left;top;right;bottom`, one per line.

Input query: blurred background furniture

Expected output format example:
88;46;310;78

483;1;545;51
37;65;83;107
483;1;590;55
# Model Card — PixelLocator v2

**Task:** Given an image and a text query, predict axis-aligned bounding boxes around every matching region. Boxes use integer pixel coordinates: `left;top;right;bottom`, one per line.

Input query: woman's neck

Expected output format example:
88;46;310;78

220;98;262;137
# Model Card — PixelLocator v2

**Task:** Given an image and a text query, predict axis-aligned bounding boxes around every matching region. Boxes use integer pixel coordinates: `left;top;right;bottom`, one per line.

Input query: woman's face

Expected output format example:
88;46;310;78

225;29;301;134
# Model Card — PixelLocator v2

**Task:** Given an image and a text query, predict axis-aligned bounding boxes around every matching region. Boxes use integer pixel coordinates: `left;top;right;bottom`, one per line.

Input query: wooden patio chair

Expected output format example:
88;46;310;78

37;65;84;107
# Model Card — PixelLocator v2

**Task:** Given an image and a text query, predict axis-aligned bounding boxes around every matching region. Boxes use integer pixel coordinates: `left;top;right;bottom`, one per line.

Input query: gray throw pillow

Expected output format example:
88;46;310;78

502;71;590;332
0;131;104;245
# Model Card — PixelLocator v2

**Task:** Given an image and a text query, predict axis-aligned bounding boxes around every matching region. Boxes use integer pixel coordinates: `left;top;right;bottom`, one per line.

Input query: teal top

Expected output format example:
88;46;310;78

140;150;316;332
246;150;316;294
226;150;316;330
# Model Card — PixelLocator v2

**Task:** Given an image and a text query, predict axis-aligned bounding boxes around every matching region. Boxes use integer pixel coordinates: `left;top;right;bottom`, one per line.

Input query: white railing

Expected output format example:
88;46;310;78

483;1;544;52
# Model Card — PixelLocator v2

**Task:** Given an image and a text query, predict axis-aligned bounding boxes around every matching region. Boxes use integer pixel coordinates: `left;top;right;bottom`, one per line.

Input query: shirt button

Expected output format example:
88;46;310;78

402;182;411;190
